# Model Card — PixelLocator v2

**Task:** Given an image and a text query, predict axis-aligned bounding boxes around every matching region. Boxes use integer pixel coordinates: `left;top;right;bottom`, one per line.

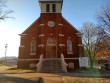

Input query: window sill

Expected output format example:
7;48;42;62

30;53;36;55
67;53;74;54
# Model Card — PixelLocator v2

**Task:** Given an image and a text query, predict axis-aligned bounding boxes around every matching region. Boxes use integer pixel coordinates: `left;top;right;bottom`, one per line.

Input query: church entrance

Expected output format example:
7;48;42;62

46;37;56;58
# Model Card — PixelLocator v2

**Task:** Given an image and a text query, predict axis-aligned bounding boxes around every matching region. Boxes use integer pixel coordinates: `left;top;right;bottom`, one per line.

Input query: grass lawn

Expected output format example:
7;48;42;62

0;75;39;83
0;63;35;74
63;77;110;83
0;63;110;83
0;63;39;83
62;68;110;83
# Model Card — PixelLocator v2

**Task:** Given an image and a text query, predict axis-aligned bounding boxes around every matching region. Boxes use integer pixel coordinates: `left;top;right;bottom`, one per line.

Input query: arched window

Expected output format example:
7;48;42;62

47;37;56;46
30;40;36;55
67;39;73;54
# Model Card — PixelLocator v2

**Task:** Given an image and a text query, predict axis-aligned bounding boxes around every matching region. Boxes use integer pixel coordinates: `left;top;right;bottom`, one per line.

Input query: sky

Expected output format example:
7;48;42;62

0;0;110;58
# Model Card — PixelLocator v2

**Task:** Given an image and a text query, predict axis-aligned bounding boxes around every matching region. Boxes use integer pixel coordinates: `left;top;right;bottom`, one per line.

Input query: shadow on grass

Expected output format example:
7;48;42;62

45;68;110;78
0;74;43;83
38;77;44;83
7;67;18;70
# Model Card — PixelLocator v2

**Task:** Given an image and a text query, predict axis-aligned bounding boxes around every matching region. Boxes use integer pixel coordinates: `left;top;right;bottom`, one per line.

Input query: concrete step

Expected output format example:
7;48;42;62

41;58;64;73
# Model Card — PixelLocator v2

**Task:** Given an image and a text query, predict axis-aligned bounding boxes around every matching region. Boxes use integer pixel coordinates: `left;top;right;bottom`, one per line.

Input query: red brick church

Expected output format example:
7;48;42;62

17;0;84;72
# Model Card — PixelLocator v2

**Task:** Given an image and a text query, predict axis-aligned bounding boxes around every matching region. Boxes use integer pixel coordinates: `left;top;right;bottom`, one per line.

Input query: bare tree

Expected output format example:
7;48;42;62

0;0;13;21
96;6;110;35
96;28;110;59
96;5;110;61
81;22;98;68
97;38;110;58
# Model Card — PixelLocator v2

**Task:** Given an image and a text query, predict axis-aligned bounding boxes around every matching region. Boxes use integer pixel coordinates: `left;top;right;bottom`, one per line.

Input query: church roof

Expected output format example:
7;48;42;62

39;0;63;2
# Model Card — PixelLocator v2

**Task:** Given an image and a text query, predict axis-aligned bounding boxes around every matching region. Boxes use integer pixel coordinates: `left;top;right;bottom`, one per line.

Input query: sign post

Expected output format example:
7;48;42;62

79;57;89;68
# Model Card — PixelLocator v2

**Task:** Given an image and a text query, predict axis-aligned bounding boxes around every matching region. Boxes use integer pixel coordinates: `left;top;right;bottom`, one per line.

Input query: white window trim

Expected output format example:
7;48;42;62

59;34;64;37
39;34;45;37
38;44;44;47
19;45;25;48
19;34;27;36
76;33;83;37
58;23;63;26
59;44;65;47
39;24;44;27
30;53;36;55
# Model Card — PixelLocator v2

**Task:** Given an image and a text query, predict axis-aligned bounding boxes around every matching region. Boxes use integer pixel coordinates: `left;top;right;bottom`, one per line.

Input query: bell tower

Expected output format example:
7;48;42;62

39;0;63;13
38;0;64;58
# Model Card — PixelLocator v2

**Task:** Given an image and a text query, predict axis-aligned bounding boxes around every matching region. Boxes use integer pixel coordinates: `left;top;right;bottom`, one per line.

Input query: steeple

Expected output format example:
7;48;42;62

39;0;63;13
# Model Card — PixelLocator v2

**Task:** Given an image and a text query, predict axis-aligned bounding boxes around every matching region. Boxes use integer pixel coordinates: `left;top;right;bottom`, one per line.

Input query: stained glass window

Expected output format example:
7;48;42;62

30;40;36;54
47;37;56;45
67;39;73;54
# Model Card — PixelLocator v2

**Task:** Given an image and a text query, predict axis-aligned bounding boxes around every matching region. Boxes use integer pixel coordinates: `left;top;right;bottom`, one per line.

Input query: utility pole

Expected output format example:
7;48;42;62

5;44;8;63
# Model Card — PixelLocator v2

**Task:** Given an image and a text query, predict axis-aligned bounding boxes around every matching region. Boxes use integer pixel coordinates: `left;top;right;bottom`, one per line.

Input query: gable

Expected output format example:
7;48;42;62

62;16;80;33
20;17;40;34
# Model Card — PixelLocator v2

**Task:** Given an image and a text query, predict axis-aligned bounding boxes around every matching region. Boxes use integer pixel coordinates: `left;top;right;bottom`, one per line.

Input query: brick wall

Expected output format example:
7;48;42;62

17;13;83;69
